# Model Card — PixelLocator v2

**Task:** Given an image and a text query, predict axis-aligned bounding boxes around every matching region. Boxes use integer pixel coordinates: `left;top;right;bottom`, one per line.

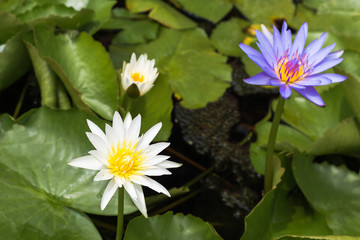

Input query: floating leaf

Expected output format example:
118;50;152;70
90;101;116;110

126;0;196;29
124;212;222;240
0;108;149;239
211;18;250;57
234;0;295;26
0;31;31;91
176;0;232;23
125;75;173;141
110;27;231;108
293;154;360;235
34;24;118;120
335;51;360;122
241;157;332;240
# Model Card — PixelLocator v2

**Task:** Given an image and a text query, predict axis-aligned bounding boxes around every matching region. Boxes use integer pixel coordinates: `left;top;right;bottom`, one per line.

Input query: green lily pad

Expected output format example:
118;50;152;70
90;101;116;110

124;212;222;240
335;51;360;122
211;17;250;57
176;0;232;23
250;120;312;174
110;27;231;108
126;0;196;29
279;85;353;140
108;18;160;44
34;24;118;120
234;0;295;26
0;11;23;44
291;1;360;52
0;30;31;91
241;157;332;240
125;75;173;141
293;154;360;235
0;107;149;239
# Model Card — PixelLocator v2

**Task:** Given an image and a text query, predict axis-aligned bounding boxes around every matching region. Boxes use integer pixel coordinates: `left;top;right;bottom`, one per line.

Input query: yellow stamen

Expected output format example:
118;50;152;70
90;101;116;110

107;142;144;180
131;72;144;82
276;58;305;83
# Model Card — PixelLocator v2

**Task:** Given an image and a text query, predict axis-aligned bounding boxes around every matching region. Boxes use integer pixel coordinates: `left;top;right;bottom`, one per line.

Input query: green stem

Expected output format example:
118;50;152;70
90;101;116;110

116;188;124;240
264;97;285;194
13;82;28;119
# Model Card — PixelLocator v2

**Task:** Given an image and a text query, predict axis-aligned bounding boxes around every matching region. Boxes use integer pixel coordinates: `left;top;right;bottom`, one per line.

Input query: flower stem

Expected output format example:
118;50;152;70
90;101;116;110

264;97;285;194
116;187;124;240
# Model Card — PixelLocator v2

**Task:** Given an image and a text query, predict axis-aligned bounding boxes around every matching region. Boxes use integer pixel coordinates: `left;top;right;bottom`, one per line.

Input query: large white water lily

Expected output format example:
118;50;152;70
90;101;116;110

121;53;159;96
68;112;181;217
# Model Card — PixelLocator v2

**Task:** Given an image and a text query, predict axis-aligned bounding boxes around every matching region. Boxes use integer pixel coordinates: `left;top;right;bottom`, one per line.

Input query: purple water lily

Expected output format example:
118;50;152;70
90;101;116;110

239;22;346;106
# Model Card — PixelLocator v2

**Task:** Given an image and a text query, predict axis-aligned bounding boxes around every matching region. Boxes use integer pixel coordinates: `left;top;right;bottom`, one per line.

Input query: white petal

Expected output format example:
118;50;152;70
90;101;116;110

123;113;132;131
86;132;108;153
101;179;118;210
136;123;162;151
112;112;124;140
157;160;182;169
132;175;170;197
115;175;125;187
142;155;170;167
143;142;170;156
68;155;104;170
94;169;113;181
140;167;171;176
87;120;106;142
126;114;141;143
131;184;148;218
89;150;109;166
124;181;138;200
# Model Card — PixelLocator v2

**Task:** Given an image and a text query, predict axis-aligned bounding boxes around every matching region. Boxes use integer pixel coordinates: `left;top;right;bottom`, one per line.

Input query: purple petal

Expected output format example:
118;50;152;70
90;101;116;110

309;43;335;67
311;58;343;75
281;22;292;50
303;32;327;58
255;30;277;66
320;73;347;83
279;84;292;99
295;77;323;86
244;72;273;85
273;25;284;58
326;50;344;59
294;86;325;107
261;24;273;46
270;79;285;86
239;43;278;78
290;22;308;57
288;83;306;90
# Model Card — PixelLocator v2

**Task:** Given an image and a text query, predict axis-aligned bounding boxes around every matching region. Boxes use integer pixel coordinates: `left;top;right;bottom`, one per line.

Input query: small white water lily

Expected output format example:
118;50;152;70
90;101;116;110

68;112;181;217
121;53;159;96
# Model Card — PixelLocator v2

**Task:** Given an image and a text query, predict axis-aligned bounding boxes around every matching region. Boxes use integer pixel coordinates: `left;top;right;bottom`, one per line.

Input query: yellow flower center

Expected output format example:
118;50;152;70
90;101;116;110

131;72;144;82
276;57;305;83
107;142;144;180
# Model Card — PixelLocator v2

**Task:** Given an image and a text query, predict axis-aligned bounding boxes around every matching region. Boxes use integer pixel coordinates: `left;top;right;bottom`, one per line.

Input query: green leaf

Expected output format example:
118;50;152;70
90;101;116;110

0;107;138;215
250;120;312;174
211;17;250;57
234;0;295;26
126;75;173;141
34;24;118;120
110;27;231;108
307;118;360;157
335;51;360;122
279;85;353;140
241;157;332;240
124;212;222;240
0;108;148;239
15;3;94;29
0;11;23;44
126;0;196;29
176;0;232;23
290;1;360;52
109;18;160;44
293;154;360;235
0;31;31;91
